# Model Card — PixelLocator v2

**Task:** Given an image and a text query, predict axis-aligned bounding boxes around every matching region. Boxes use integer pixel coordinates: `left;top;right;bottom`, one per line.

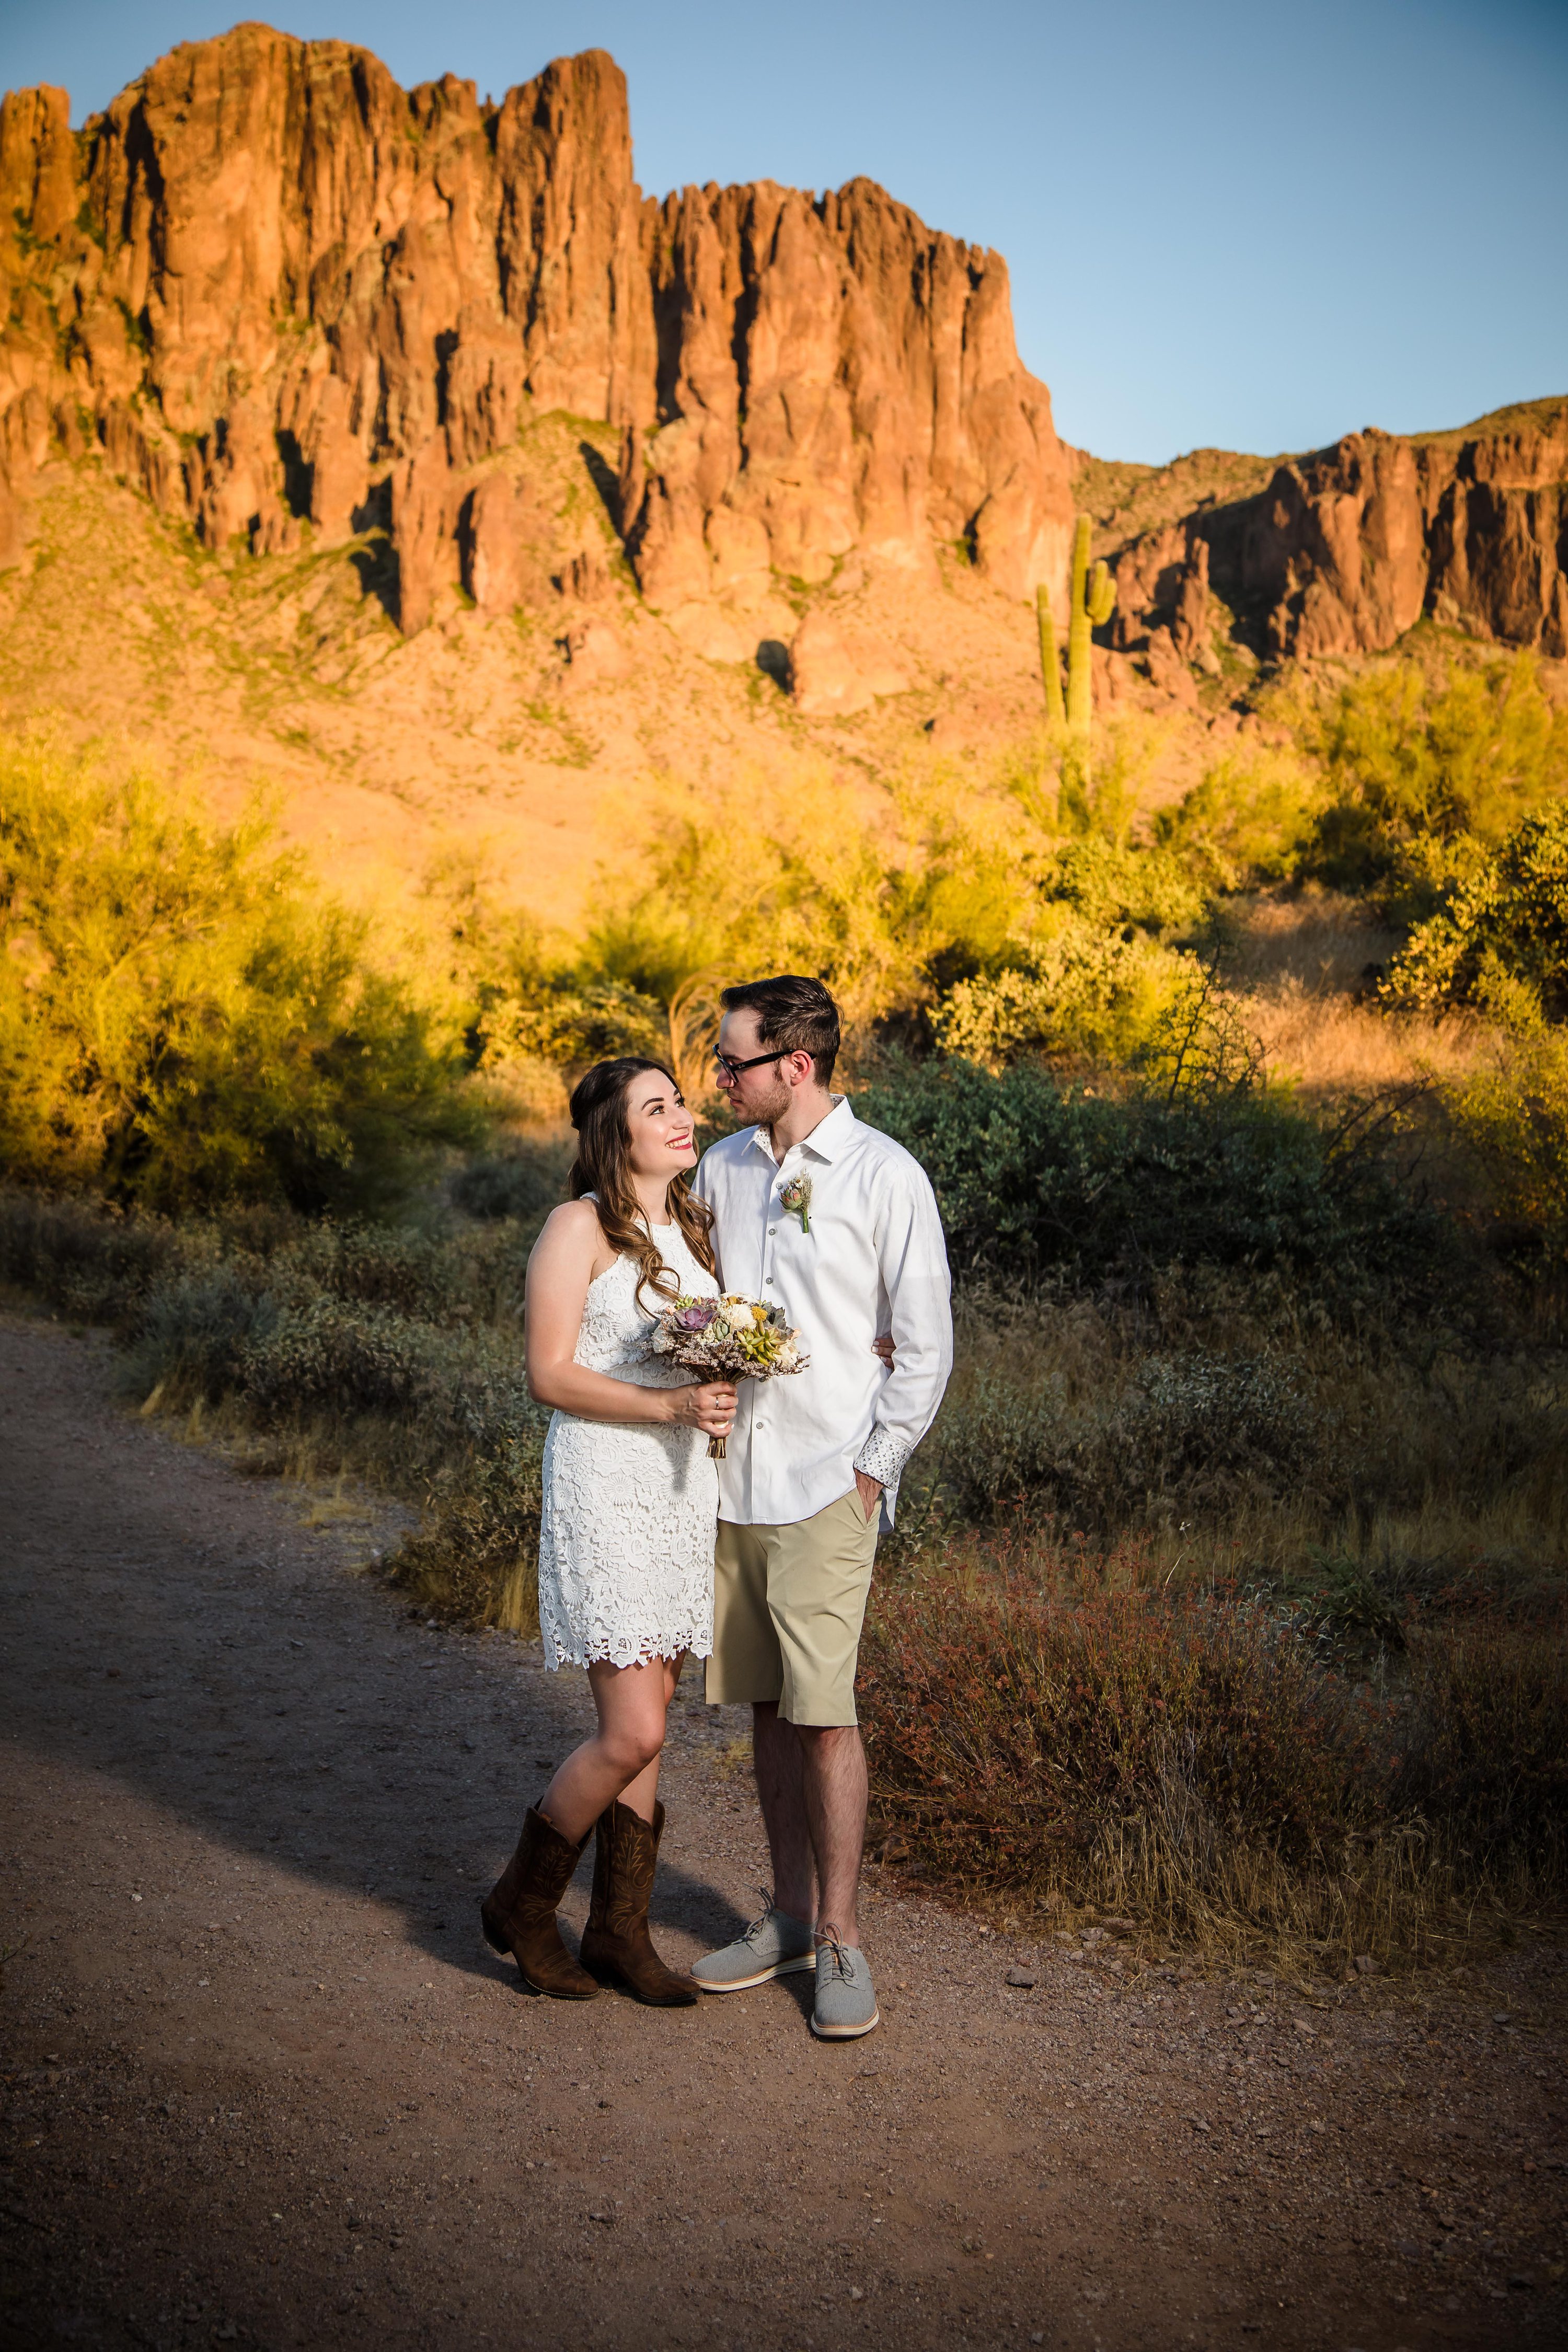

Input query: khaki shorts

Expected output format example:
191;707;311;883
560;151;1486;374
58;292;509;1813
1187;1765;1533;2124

706;1489;880;1727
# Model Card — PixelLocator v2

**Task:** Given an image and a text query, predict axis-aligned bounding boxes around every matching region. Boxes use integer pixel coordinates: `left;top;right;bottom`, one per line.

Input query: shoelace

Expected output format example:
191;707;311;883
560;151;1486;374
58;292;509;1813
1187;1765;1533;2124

740;1887;779;1947
816;1924;855;1981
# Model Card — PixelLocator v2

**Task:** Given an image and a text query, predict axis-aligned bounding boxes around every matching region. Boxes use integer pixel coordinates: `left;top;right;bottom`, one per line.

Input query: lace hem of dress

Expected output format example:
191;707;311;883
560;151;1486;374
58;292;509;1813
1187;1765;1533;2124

543;1628;713;1672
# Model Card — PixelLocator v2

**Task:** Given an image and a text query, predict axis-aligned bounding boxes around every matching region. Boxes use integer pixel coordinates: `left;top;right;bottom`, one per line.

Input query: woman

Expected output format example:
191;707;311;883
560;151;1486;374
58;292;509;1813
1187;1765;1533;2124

481;1057;736;2006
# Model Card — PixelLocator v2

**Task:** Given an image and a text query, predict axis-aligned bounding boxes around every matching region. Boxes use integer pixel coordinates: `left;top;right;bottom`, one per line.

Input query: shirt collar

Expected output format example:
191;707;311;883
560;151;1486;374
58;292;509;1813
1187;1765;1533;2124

744;1096;856;1168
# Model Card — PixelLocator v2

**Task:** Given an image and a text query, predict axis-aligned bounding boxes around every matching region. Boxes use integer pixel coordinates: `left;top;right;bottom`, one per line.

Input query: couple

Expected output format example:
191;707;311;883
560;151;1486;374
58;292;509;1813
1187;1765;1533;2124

480;973;952;2039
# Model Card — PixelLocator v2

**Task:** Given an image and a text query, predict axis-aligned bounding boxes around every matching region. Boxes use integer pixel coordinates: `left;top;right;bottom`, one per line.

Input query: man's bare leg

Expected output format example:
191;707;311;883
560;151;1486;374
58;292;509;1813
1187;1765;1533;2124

795;1724;867;1948
752;1701;816;1926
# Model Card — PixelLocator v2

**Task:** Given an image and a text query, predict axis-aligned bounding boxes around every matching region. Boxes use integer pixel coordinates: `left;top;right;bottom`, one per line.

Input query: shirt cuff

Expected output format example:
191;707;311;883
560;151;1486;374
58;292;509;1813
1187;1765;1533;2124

854;1427;912;1488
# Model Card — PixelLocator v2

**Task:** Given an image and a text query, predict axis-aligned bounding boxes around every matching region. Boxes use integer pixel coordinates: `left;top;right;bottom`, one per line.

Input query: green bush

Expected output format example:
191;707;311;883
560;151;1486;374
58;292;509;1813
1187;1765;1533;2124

0;1189;185;1323
1438;974;1568;1265
930;923;1193;1068
131;1261;279;1401
451;1138;571;1221
0;737;483;1211
1155;745;1327;887
856;1056;1440;1305
1308;652;1568;902
1383;803;1568;1018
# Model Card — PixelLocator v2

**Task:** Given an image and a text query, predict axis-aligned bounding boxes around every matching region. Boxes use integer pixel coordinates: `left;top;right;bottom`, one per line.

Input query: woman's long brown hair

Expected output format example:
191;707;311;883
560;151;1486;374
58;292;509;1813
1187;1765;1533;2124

566;1058;717;1307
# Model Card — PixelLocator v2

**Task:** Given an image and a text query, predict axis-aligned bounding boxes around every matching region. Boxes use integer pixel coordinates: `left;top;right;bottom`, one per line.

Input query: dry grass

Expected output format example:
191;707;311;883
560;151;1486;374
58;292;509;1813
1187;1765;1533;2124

1222;886;1494;1097
860;1555;1566;1976
1247;983;1490;1095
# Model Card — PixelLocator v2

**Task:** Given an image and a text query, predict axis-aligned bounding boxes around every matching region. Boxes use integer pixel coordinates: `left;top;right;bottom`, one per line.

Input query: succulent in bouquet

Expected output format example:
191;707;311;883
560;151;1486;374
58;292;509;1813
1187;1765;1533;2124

649;1293;808;1458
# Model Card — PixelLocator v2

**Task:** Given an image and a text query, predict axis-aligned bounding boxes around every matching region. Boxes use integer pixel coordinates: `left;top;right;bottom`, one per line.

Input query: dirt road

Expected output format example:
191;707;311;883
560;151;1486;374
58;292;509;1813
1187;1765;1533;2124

1;1312;1563;2351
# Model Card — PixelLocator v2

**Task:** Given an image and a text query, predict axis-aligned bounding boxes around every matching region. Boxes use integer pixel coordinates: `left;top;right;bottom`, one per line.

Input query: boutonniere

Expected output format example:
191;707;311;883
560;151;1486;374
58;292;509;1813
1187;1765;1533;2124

779;1174;813;1235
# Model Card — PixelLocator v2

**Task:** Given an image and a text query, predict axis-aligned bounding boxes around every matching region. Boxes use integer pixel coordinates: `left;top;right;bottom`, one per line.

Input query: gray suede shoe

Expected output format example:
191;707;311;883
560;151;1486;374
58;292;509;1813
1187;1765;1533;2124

810;1928;880;2039
693;1890;816;1992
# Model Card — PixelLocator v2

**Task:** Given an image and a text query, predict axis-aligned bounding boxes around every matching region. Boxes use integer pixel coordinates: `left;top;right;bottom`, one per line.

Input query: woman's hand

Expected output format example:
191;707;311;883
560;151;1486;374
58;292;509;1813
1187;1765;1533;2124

872;1333;895;1368
666;1380;738;1438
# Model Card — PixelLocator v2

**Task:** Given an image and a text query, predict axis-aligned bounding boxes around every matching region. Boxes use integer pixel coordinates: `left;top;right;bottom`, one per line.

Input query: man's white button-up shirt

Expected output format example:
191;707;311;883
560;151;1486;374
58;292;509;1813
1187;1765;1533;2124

693;1098;953;1530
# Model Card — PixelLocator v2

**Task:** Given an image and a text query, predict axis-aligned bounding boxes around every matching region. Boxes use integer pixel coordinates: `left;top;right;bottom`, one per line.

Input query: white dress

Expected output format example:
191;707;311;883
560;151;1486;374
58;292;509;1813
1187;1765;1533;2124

536;1223;720;1671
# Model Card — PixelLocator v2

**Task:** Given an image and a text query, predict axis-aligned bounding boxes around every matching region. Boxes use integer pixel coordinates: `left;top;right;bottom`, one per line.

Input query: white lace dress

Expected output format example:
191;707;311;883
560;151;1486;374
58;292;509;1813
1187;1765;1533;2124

537;1224;720;1671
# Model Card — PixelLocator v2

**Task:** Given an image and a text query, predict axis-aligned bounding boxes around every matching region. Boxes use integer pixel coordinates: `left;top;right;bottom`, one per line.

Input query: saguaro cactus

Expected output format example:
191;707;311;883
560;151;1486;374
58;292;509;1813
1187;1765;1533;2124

1035;582;1065;729
1066;514;1116;765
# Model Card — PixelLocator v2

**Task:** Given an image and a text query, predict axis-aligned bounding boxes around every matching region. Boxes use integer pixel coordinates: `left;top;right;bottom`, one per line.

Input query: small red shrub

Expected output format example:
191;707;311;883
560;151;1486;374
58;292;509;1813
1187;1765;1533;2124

860;1578;1356;1902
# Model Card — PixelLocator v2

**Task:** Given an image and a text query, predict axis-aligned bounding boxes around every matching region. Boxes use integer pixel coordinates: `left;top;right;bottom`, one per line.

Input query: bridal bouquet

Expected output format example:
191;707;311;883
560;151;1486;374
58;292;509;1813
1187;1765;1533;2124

649;1293;808;1458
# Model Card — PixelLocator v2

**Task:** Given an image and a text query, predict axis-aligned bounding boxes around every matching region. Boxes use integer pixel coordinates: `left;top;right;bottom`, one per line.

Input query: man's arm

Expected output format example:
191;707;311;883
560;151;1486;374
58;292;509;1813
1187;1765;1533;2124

853;1160;953;1520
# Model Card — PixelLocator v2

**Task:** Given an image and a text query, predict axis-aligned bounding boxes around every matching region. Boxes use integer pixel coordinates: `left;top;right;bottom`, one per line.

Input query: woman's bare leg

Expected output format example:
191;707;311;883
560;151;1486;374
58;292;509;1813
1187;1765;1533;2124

538;1652;686;1842
616;1655;685;1821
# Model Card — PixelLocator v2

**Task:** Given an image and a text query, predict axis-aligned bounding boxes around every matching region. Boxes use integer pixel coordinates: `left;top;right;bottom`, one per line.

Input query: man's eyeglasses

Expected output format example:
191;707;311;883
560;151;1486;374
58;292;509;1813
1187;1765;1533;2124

712;1046;782;1082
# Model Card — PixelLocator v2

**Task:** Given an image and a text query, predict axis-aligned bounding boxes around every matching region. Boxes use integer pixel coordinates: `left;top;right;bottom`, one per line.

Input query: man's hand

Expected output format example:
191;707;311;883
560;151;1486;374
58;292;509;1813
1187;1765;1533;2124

855;1469;883;1525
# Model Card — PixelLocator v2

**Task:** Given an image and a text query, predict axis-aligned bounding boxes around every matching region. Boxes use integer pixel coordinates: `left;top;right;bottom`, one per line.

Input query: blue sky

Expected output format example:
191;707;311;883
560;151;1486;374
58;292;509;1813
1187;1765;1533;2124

2;0;1564;464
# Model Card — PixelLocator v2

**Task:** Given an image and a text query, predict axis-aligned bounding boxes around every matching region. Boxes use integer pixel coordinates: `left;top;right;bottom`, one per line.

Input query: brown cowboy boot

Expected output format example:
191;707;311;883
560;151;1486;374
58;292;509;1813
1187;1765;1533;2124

578;1800;698;2006
480;1807;597;1998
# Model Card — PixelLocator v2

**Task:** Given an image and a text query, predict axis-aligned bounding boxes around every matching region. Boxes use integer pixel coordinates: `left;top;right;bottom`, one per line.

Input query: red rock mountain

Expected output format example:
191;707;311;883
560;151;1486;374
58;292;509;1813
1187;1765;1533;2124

1096;399;1568;677
0;22;1075;629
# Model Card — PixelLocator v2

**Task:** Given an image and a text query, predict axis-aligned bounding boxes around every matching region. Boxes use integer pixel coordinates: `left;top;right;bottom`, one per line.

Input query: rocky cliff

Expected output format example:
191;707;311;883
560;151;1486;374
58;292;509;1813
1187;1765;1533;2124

0;22;1075;631
1093;397;1568;678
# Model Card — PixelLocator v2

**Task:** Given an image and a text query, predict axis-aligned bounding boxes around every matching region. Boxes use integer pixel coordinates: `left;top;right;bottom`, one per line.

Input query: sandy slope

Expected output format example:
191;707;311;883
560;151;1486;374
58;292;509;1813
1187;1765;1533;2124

0;443;1104;931
1;1311;1563;2351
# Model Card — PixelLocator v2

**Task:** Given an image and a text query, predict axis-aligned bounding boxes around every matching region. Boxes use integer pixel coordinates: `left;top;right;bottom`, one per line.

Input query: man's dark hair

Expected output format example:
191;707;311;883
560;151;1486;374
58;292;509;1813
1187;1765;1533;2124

720;974;841;1085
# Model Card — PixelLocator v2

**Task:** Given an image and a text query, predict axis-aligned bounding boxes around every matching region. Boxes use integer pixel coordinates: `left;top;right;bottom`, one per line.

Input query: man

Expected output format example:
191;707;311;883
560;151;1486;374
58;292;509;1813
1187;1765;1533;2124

691;974;952;2039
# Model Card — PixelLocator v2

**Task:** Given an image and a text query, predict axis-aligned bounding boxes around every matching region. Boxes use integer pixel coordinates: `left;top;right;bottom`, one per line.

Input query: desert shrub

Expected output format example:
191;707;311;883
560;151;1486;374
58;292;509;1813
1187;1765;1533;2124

859;1571;1566;1949
388;1439;546;1632
477;978;666;1081
926;1371;1087;1523
274;1220;458;1321
856;1055;1440;1305
1384;803;1568;1018
928;1351;1322;1531
1123;1352;1312;1482
0;736;482;1210
238;1297;442;1421
580;769;920;1031
1156;745;1328;887
1434;974;1568;1267
130;1261;279;1402
1031;836;1207;937
1308;652;1568;898
0;1188;186;1323
931;920;1193;1068
1282;1551;1409;1650
859;1581;1360;1916
451;1137;571;1221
